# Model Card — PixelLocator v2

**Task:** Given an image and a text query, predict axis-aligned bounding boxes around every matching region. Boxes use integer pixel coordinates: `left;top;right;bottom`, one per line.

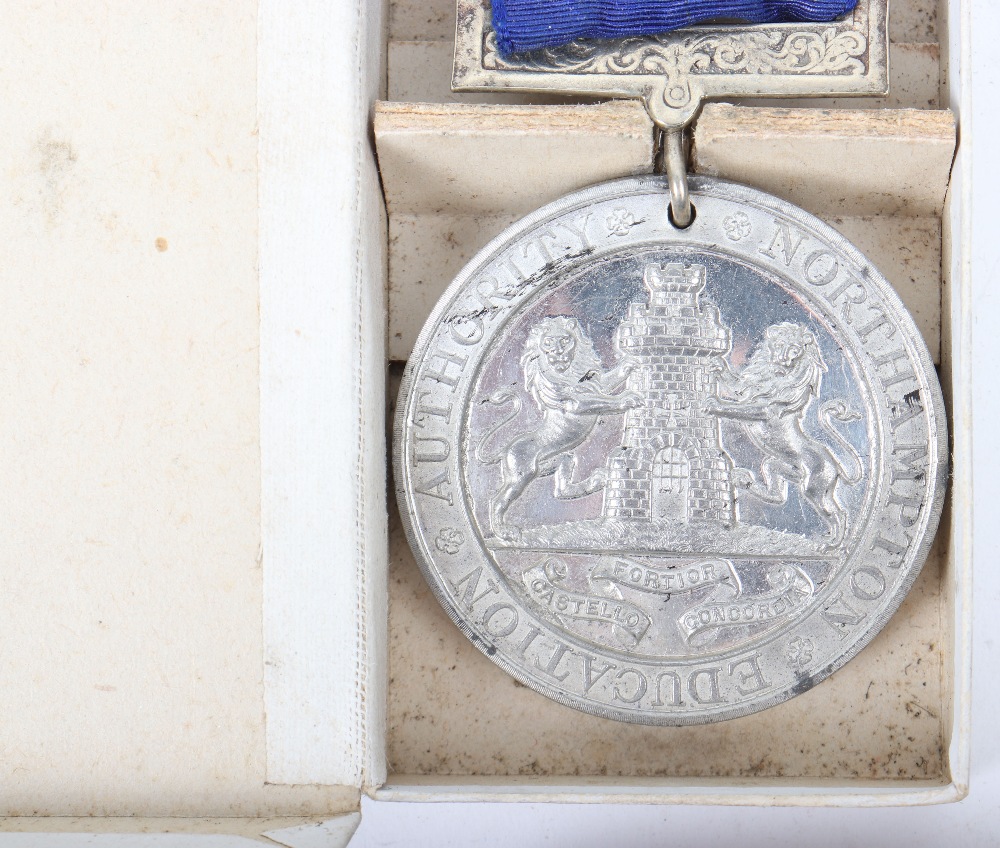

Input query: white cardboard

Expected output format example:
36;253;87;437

259;0;387;789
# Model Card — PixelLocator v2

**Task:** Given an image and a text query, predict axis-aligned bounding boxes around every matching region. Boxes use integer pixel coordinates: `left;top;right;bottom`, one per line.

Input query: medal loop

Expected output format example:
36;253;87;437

660;127;692;229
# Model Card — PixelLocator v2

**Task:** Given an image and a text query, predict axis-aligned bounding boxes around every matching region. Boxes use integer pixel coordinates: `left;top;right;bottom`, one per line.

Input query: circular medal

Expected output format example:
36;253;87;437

394;175;947;724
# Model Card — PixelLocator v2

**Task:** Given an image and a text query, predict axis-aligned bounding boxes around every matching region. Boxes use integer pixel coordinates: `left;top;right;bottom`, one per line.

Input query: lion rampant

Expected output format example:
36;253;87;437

703;322;863;547
477;316;641;538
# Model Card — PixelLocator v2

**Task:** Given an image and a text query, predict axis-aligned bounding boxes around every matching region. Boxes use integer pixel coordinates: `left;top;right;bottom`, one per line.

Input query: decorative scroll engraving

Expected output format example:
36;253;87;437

485;28;868;110
486;29;867;77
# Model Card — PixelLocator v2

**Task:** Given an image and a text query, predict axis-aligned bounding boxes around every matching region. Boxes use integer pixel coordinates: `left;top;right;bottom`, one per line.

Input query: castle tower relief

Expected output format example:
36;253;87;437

603;262;735;525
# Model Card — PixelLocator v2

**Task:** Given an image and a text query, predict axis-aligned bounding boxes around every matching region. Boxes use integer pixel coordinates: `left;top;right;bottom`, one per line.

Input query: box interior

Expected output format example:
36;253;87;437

380;0;960;796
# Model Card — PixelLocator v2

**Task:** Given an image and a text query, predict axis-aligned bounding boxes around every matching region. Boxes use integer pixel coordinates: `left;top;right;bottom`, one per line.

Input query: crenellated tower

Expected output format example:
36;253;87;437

602;262;736;525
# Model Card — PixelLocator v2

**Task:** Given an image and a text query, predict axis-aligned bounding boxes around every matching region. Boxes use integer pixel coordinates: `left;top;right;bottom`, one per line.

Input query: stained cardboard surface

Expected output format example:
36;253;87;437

692;106;955;219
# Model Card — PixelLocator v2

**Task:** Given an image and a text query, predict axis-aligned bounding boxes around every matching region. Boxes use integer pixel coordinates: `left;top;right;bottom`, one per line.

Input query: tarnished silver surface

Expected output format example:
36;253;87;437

453;0;888;127
394;176;947;724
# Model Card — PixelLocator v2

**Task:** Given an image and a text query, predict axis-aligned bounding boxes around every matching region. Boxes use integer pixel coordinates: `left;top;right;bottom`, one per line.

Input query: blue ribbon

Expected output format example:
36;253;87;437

492;0;860;55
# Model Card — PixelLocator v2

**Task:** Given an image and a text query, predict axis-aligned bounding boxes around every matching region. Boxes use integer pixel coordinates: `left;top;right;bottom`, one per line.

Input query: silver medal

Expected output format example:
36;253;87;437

394;175;946;724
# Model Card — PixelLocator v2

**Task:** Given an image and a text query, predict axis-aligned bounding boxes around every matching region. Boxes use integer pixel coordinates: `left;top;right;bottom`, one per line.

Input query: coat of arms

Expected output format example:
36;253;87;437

476;261;866;651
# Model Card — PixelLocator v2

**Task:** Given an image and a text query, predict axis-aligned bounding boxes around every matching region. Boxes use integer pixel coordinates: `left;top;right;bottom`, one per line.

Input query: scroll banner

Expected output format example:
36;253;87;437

592;557;738;596
522;558;651;646
679;564;815;643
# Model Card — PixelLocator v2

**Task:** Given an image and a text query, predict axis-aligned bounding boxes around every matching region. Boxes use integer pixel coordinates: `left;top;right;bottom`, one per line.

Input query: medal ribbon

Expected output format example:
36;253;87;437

492;0;860;55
